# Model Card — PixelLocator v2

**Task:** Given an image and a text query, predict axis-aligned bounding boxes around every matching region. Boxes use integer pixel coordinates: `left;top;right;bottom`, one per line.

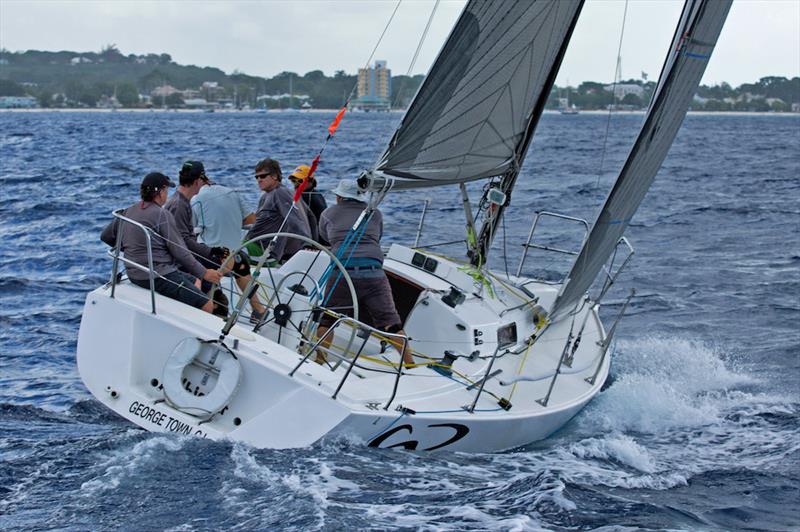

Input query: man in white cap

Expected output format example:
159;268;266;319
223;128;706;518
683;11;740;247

316;179;413;365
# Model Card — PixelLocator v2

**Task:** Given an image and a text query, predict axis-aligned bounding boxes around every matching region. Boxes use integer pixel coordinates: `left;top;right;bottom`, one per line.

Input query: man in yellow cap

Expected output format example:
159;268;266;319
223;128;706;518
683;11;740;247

288;164;328;243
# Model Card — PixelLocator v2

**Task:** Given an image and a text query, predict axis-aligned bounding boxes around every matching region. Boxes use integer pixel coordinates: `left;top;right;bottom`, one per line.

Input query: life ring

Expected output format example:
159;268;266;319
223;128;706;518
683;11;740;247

161;338;242;419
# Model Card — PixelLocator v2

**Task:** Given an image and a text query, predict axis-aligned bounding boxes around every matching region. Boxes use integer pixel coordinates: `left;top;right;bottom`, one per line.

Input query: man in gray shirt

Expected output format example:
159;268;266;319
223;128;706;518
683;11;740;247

246;158;312;262
164;161;219;266
100;172;223;313
164;160;233;316
316;179;413;365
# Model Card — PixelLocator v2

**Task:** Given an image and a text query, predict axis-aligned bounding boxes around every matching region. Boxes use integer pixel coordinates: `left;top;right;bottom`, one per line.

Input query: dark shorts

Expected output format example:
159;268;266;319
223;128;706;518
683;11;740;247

319;270;402;330
199;251;250;293
205;250;251;278
131;270;208;309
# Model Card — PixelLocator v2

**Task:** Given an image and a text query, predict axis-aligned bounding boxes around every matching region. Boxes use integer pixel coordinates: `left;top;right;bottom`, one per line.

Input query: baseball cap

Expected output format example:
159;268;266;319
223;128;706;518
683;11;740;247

141;172;175;190
180;160;210;184
289;165;311;183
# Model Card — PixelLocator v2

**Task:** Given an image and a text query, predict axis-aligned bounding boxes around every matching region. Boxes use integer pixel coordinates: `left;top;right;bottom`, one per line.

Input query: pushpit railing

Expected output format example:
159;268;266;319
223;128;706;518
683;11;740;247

516;211;590;278
109;209;158;314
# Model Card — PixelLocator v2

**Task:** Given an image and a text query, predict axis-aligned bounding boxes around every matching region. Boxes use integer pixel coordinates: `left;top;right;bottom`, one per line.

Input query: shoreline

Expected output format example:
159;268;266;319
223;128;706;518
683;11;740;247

1;108;798;117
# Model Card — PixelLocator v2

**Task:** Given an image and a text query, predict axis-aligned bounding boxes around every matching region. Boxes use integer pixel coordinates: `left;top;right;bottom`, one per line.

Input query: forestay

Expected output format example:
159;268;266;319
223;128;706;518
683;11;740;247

550;0;732;321
371;0;583;189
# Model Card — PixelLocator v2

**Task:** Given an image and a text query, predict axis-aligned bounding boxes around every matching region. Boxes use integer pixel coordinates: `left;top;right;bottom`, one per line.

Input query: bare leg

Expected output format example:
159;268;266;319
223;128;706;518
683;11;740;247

388;329;414;366
235;275;266;315
314;325;331;364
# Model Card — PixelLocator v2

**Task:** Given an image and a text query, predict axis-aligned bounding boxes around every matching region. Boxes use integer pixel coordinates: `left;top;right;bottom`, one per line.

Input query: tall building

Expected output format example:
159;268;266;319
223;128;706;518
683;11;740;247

355;60;391;111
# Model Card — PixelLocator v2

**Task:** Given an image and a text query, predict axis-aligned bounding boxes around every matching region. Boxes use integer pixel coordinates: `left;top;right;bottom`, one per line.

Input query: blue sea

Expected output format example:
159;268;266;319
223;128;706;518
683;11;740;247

0;109;798;531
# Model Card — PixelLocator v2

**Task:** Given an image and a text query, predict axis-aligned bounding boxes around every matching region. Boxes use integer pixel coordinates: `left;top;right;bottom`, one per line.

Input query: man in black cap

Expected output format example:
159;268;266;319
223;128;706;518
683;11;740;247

101;172;223;313
165;161;220;263
165;160;232;315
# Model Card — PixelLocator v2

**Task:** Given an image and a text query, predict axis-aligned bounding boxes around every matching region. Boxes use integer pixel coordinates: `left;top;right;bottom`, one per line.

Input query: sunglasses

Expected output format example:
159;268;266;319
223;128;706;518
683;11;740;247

255;173;272;180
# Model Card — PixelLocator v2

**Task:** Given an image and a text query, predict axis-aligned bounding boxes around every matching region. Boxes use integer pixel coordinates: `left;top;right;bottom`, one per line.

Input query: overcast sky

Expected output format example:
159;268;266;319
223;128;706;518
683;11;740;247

1;0;798;87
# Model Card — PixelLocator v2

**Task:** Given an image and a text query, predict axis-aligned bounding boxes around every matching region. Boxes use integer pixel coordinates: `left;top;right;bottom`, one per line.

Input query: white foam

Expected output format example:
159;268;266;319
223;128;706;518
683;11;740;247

223;444;368;529
480;335;799;492
568;435;656;473
80;435;186;495
579;335;756;434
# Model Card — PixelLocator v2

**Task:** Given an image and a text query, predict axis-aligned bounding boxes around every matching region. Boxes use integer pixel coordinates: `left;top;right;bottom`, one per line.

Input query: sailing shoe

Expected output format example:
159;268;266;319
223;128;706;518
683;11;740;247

250;309;265;325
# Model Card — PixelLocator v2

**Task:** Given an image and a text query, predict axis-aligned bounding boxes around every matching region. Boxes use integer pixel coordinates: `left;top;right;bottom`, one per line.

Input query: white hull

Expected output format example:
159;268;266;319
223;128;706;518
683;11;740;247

78;245;609;452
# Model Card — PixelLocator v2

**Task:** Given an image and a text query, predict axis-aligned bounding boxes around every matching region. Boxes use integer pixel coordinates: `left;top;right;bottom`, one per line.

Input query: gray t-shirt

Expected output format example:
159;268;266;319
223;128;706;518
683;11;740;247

100;201;207;282
191;184;249;251
164;190;213;260
318;200;384;263
246;184;311;261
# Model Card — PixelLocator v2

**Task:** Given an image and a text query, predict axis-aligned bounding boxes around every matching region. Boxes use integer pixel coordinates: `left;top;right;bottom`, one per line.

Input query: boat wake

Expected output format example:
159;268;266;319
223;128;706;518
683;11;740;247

2;333;796;530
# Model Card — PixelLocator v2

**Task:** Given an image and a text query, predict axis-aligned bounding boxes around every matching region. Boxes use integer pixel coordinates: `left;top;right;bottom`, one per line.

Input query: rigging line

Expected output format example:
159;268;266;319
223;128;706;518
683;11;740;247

502;208;510;279
596;0;629;190
353;0;403;105
390;0;440;112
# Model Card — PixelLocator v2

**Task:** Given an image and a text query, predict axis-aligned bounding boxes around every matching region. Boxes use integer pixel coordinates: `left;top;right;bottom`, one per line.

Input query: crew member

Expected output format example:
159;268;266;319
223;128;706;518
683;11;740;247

317;179;413;365
164;161;229;315
190;163;268;323
100;172;223;313
246;158;312;262
288;164;328;243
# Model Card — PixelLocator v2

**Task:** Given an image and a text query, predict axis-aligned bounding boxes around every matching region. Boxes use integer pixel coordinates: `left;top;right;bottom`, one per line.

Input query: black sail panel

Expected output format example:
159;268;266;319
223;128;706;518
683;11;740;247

549;0;732;321
374;0;584;189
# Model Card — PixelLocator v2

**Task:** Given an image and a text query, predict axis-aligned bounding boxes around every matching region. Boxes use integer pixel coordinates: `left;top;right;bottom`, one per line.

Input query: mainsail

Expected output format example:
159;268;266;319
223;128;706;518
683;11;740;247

368;0;583;190
549;0;732;321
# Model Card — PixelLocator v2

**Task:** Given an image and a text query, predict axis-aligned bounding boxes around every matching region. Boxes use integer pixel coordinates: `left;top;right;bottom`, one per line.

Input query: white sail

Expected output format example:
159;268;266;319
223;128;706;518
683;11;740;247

370;0;583;190
550;0;732;321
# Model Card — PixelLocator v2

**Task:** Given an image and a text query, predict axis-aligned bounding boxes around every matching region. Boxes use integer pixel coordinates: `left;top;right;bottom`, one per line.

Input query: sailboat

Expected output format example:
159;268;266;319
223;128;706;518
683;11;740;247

560;86;579;115
77;0;731;452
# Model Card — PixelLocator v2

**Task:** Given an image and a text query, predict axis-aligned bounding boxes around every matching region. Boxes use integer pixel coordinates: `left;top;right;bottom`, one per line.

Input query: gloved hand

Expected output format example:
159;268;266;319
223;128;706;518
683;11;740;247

210;246;230;261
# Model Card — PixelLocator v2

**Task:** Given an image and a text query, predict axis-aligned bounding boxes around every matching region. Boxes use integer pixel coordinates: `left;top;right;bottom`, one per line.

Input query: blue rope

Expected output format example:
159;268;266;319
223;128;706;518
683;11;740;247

310;209;374;305
321;213;373;306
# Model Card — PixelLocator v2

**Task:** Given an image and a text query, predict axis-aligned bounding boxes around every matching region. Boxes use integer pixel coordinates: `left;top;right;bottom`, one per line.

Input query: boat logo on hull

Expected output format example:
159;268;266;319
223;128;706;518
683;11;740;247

368;423;469;451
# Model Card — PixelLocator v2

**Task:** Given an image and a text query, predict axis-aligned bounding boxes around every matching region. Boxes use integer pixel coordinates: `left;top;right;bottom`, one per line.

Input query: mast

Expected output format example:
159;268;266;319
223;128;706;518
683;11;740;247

470;4;583;267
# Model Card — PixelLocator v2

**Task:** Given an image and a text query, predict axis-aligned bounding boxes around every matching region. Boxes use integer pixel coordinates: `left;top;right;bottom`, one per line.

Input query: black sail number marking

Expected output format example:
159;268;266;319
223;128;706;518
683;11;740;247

368;422;470;451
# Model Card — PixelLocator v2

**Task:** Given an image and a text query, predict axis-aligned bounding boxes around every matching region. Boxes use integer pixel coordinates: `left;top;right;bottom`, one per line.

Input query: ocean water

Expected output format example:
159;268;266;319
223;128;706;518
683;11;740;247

0;110;798;531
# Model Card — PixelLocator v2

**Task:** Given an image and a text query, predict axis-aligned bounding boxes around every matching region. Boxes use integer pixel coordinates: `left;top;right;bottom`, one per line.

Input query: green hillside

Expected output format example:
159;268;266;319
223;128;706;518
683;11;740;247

0;46;797;112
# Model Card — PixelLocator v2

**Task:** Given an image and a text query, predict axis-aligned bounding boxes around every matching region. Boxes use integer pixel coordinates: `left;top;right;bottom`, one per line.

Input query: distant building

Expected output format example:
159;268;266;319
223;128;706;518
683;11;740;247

97;96;121;109
354;60;391;111
201;81;224;102
70;56;93;65
183;98;216;110
151;85;179;98
603;83;644;99
0;96;38;108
